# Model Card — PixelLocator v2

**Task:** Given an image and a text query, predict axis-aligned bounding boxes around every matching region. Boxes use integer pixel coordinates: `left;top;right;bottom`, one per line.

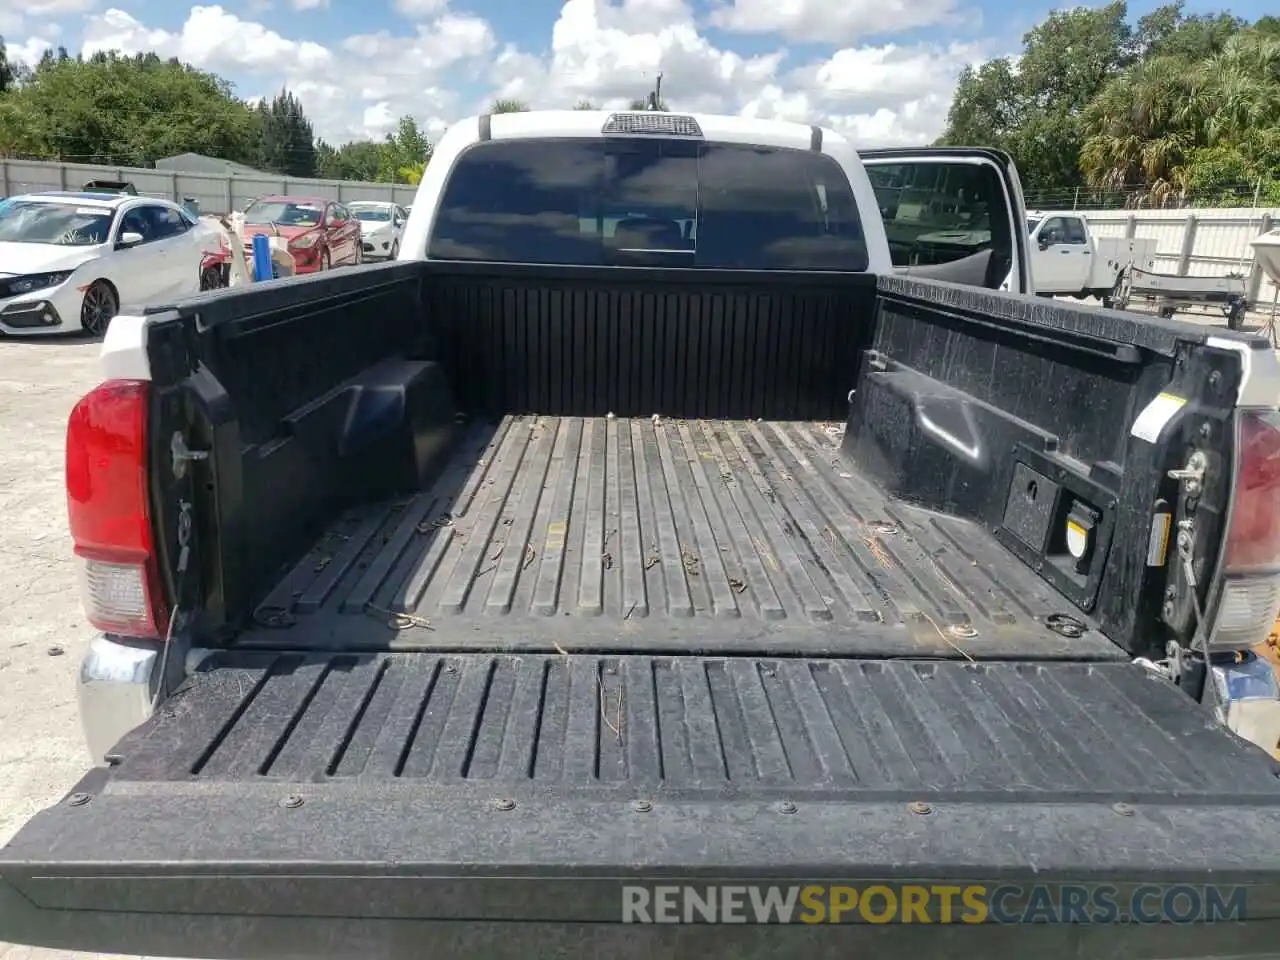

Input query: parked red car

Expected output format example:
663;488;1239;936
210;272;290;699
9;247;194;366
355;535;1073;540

239;195;362;274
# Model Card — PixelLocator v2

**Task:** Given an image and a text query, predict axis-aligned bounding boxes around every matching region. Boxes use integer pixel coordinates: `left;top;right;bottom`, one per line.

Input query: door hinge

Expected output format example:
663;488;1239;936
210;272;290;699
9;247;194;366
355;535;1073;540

170;431;209;480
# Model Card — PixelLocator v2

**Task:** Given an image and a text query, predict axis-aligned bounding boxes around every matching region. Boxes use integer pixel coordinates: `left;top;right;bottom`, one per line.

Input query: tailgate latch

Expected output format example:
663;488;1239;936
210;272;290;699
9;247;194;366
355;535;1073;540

170;431;209;479
1167;450;1207;496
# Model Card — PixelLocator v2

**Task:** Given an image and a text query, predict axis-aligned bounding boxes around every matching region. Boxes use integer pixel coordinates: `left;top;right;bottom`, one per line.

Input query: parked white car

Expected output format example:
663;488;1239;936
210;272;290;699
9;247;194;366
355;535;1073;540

348;201;407;261
0;191;221;336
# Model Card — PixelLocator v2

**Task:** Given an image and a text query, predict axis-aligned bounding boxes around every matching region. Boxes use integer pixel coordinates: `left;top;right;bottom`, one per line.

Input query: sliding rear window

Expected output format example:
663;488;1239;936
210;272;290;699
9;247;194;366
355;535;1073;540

428;138;868;271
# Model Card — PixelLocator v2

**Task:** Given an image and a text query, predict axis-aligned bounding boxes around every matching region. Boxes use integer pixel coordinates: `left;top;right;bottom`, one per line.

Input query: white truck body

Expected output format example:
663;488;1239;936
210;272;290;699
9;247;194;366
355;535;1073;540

1027;209;1158;298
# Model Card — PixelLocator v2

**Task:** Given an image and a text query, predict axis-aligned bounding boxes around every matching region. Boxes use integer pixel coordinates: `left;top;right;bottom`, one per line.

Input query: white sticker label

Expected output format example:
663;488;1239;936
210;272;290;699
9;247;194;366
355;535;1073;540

1130;392;1186;443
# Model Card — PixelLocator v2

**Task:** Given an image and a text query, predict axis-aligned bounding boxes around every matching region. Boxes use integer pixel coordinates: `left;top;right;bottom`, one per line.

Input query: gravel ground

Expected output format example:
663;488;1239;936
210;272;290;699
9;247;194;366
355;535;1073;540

0;300;1275;959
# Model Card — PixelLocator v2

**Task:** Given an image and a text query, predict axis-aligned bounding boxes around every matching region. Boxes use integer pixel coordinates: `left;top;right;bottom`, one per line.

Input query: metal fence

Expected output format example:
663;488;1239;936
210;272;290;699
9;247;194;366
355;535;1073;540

1081;207;1280;309
0;157;418;215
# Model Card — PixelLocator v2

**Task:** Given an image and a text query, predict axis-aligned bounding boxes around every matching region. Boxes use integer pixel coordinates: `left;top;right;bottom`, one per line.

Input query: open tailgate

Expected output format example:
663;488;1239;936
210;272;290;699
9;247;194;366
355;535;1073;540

5;651;1280;959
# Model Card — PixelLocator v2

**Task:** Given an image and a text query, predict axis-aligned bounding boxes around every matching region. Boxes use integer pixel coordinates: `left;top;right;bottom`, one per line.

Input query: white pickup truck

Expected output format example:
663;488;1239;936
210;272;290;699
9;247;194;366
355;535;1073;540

1026;209;1158;302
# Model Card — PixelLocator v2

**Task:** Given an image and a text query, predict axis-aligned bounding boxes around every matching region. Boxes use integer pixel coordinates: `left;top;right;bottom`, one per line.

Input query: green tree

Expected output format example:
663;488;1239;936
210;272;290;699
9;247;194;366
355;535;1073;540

490;98;529;114
0;38;14;94
257;88;316;177
939;2;1132;192
314;119;433;185
399;161;427;185
316;139;384;181
1079;25;1280;201
1132;3;1242;60
0;51;260;165
629;97;668;110
378;115;431;181
939;5;1280;204
573;99;597;109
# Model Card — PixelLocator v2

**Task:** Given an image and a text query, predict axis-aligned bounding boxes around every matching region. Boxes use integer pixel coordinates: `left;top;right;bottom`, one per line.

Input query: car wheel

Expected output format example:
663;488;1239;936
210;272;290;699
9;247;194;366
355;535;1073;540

80;281;118;337
200;265;224;291
390;240;400;260
321;248;331;272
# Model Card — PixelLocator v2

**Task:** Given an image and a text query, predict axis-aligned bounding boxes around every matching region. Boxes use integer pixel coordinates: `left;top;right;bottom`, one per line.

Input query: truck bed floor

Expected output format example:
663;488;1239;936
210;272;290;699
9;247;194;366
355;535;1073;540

243;416;1122;659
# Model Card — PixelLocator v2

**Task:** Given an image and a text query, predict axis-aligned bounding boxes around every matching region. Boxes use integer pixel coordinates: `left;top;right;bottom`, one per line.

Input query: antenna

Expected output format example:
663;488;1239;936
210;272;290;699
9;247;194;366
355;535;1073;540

648;71;663;110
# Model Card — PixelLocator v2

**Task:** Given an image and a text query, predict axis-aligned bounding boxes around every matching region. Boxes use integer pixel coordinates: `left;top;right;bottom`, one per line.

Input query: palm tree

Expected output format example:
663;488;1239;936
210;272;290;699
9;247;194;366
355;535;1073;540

1193;32;1280;145
1080;28;1280;201
1080;55;1200;196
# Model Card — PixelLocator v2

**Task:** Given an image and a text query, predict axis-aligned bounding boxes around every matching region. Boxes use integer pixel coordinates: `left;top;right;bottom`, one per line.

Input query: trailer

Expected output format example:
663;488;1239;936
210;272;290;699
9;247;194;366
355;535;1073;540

1110;265;1250;328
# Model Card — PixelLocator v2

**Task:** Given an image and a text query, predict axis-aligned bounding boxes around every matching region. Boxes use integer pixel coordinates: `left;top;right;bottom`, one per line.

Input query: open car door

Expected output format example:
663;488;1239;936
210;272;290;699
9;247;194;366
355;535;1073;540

858;147;1031;295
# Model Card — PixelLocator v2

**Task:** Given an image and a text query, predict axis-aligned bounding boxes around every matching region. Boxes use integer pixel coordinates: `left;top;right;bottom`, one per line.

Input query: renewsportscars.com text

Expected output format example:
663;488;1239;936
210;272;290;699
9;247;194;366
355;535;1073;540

621;884;1248;924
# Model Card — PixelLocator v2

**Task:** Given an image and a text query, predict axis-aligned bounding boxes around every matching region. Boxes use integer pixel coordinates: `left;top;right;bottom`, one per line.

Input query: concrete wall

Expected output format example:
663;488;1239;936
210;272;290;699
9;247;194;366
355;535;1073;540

0;156;417;216
1081;207;1280;308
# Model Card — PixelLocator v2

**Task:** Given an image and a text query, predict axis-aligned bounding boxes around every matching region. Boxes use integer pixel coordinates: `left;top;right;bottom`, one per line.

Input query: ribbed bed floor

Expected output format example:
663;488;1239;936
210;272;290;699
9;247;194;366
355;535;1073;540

241;416;1122;659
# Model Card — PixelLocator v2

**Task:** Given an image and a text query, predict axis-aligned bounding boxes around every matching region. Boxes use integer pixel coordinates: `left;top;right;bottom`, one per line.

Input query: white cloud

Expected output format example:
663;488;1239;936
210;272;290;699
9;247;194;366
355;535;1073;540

0;0;94;35
391;0;448;18
7;36;55;66
505;0;785;113
82;6;331;74
50;0;979;148
482;0;978;145
341;13;494;67
291;0;327;9
23;0;97;14
707;0;963;44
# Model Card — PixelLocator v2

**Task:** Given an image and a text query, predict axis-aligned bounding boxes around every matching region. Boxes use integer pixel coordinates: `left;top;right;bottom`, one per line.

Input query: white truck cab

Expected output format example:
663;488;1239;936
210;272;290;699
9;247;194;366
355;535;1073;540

1026;209;1158;301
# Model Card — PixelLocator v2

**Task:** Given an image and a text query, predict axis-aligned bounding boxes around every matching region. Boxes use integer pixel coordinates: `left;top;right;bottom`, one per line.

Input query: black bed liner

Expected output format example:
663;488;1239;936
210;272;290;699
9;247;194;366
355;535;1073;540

242;415;1120;659
110;652;1280;797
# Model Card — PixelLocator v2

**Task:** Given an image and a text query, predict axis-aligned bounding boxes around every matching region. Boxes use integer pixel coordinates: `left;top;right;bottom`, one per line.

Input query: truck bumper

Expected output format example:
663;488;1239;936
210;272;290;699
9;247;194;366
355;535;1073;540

77;634;160;765
1214;652;1280;758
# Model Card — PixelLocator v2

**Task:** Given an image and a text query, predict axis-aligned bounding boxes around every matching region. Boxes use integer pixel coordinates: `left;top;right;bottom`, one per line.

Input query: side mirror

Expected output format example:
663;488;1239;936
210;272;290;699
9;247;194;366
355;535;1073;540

1037;235;1051;251
117;231;144;249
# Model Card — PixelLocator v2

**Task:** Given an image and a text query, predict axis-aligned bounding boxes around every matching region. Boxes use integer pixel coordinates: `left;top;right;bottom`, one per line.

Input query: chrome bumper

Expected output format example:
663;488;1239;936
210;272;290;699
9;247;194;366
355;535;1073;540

77;634;161;764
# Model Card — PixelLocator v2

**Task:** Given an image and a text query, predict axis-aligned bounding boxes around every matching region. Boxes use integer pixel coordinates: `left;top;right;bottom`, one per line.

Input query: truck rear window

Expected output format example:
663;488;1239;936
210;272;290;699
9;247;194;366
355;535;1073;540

428;138;868;271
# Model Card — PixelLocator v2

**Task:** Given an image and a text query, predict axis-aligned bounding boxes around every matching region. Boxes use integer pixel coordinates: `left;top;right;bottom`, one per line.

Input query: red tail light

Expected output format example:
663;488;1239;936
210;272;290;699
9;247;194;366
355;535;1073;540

1225;411;1280;568
65;379;168;640
1211;410;1280;650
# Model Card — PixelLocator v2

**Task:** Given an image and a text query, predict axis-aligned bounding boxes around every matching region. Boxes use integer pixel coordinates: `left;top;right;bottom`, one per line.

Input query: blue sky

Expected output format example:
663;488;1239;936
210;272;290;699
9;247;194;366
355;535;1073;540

0;0;1270;148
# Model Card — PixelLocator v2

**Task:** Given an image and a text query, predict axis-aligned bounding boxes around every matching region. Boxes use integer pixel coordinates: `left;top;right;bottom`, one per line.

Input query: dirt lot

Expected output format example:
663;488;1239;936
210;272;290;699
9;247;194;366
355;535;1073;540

0;302;1276;959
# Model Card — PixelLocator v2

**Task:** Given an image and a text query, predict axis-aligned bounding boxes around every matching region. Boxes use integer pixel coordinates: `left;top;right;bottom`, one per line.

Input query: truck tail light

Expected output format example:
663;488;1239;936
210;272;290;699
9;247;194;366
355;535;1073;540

65;379;168;640
1210;410;1280;650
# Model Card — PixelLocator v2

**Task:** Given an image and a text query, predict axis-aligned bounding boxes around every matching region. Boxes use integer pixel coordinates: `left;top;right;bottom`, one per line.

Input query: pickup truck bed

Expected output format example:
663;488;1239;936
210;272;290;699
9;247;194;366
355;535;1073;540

244;415;1119;659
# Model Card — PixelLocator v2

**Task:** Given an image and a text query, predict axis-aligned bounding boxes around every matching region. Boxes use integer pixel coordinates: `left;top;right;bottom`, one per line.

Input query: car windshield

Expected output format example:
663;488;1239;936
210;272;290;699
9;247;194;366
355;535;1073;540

0;201;113;246
244;200;324;227
350;205;392;222
428;138;868;271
